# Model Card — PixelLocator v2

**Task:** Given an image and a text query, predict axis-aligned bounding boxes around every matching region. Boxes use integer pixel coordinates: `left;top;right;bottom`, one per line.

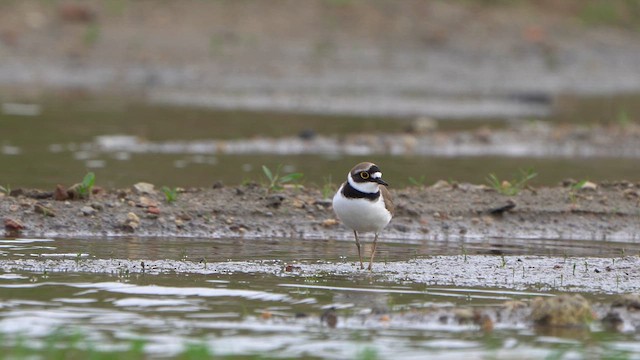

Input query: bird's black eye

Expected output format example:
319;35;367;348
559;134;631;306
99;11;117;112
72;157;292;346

360;171;369;179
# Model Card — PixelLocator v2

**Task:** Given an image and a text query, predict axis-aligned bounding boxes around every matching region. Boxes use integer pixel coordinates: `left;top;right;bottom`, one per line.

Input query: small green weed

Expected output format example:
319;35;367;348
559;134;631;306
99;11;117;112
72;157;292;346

162;186;179;203
616;109;633;127
486;168;537;196
179;342;212;360
77;172;96;198
84;23;101;46
408;175;426;186
262;165;303;193
356;347;379;360
0;184;10;195
568;179;588;203
321;175;335;199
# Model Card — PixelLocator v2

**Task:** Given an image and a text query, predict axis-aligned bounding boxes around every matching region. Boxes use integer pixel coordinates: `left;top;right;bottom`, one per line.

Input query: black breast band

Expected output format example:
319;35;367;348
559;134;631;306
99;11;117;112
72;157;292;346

341;182;380;201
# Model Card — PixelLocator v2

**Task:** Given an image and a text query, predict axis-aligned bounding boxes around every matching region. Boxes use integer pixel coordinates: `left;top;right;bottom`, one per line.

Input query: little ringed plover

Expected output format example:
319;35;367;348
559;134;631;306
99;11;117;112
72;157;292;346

332;162;394;271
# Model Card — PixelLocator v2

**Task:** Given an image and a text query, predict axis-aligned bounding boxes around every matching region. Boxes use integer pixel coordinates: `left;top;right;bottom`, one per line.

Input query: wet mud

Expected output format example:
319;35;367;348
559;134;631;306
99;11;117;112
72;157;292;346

2;181;639;241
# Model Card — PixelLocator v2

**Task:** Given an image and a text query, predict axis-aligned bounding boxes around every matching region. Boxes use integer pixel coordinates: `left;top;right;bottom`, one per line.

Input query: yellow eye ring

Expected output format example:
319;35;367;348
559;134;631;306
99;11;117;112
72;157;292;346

360;171;369;179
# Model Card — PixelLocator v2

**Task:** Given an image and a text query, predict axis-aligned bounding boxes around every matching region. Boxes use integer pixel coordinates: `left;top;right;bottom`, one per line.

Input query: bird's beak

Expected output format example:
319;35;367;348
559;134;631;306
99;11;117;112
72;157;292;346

375;178;389;186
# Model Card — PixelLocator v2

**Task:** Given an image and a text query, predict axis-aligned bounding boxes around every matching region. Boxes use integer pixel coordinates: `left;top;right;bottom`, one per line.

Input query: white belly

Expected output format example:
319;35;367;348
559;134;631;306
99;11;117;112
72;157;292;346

332;188;392;233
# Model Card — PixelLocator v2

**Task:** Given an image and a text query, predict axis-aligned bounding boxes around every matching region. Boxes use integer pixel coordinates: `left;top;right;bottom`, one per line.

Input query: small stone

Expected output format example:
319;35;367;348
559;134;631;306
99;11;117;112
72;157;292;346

133;182;156;195
474;126;492;143
54;184;68;201
453;308;474;324
212;181;224;189
530;294;593;327
623;189;639;199
431;180;451;190
321;308;338;328
147;206;160;215
175;219;184;228
260;311;272;320
611;294;640;310
488;200;516;215
177;213;192;221
266;194;285;208
284;264;301;272
9;205;19;212
80;206;96;216
122;212;140;231
291;199;306;208
67;183;90;200
322;218;338;227
475;312;494;332
579;181;598;192
138;196;159;208
502;300;527;311
34;203;56;217
601;311;624;332
314;199;333;208
127;212;140;223
90;203;104;211
59;3;95;23
298;128;318;140
4;218;24;231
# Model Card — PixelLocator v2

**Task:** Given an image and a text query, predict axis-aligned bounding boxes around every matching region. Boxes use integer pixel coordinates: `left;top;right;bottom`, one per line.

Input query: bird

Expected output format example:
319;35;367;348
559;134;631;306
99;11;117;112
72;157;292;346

332;162;394;271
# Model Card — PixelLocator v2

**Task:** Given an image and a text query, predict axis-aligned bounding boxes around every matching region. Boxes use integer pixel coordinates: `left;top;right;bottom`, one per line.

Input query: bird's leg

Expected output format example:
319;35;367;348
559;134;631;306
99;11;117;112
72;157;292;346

353;230;364;269
368;233;379;271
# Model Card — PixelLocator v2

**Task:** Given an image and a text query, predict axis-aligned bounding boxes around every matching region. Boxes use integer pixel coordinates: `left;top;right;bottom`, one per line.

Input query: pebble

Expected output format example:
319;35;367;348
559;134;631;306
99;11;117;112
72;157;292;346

80;206;96;216
530;294;593;327
580;181;598;192
147;206;161;215
266;194;285;208
133;182;156;195
91;203;104;211
623;189;639;199
321;308;338;328
138;196;159;208
122;212;140;231
322;218;338;227
212;181;224;189
431;180;451;190
4;218;24;230
611;294;640;310
54;184;68;201
34;203;56;217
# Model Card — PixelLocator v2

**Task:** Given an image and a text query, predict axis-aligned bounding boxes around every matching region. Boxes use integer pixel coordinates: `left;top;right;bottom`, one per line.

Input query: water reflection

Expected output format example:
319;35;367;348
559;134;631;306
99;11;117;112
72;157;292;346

1;237;640;358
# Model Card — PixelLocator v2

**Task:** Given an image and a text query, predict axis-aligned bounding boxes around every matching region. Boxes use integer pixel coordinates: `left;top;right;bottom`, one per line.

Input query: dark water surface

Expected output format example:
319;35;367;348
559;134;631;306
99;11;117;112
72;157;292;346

1;95;640;189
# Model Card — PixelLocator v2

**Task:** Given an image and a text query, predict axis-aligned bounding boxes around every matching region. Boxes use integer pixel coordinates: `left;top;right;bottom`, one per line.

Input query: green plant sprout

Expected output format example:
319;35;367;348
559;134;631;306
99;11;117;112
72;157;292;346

408;175;426;186
77;172;95;198
486;168;537;196
262;165;303;193
162;186;179;203
321;176;335;199
0;184;10;195
568;179;588;203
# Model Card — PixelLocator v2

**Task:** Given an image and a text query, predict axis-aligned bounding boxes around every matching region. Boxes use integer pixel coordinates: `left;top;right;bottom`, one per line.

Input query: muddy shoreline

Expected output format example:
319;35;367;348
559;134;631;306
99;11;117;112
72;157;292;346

3;1;640;118
2;181;639;241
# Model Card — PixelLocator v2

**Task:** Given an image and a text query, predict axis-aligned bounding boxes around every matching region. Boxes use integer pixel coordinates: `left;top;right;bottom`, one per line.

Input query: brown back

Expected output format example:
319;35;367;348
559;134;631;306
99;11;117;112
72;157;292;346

380;186;395;216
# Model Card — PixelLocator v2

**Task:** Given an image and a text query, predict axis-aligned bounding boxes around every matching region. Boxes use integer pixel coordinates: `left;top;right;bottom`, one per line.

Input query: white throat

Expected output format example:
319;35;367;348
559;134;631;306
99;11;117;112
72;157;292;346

347;173;380;194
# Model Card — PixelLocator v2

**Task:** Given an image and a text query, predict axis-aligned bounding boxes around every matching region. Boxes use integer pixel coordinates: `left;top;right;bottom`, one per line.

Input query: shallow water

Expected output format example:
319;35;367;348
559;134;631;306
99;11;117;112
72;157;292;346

1;95;640;189
1;236;640;359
